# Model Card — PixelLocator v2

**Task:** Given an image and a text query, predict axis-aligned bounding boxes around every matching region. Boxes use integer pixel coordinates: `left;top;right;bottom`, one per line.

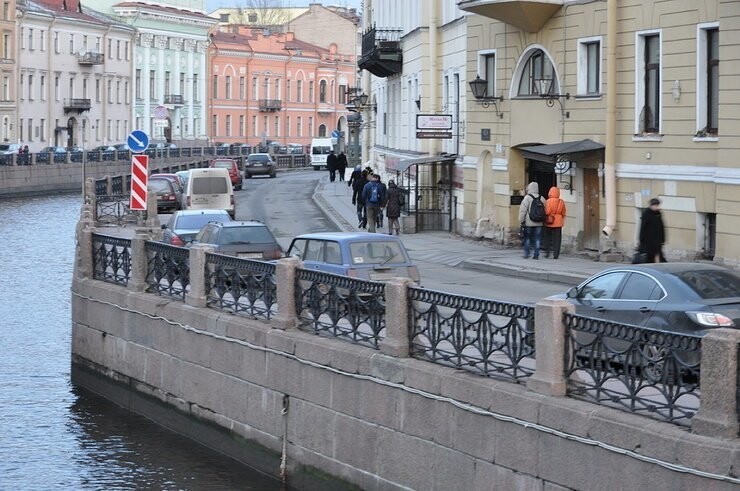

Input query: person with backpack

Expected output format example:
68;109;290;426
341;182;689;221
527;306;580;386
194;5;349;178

385;180;404;235
543;186;567;259
362;174;386;233
518;182;546;259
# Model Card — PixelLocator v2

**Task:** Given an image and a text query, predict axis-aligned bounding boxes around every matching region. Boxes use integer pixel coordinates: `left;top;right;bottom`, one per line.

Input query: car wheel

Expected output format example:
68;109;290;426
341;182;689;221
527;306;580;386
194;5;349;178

313;166;320;171
270;172;277;178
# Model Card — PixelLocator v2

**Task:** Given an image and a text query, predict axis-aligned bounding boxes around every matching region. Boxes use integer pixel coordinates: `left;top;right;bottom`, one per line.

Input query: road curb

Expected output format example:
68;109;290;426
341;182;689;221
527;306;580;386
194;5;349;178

312;180;357;232
462;259;589;285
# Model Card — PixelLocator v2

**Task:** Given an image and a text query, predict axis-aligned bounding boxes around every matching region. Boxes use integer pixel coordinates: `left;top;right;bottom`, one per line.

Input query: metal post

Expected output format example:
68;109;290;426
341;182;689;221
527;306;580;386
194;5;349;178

346;112;362;169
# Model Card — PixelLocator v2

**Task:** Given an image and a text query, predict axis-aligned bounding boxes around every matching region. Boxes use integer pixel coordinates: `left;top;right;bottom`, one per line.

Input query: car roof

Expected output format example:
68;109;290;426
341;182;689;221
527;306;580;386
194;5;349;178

292;232;402;242
173;209;229;216
217;221;266;227
598;262;731;275
248;153;271;157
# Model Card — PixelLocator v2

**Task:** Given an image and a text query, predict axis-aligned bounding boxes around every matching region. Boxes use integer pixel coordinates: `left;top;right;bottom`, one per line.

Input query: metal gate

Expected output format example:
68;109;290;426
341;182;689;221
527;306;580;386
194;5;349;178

394;155;456;233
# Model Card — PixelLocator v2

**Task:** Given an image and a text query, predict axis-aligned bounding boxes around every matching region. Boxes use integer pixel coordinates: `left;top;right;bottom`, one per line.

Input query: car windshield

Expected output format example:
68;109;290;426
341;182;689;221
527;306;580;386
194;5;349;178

175;213;227;230
312;146;332;155
0;145;12;151
349;241;407;265
248;155;270;163
149;179;171;193
213;161;234;169
219;226;275;245
674;270;740;299
192;177;228;194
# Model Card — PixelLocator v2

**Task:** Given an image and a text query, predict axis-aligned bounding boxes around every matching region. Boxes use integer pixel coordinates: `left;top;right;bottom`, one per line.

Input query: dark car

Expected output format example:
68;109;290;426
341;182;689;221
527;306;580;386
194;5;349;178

209;158;243;190
192;221;283;260
151;173;185;208
161;209;232;246
40;146;67;153
244;153;277;179
148;176;182;213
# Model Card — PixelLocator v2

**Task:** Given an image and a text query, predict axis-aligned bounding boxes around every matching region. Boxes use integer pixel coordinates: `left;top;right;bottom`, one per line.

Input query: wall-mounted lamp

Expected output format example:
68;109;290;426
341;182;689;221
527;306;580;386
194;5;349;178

536;78;570;118
346;91;376;113
415;96;421;111
469;75;504;118
672;80;681;103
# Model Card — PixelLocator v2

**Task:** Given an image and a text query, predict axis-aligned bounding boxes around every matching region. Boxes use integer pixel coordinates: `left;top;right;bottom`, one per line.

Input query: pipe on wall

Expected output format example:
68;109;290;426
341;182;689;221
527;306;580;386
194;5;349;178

603;0;617;238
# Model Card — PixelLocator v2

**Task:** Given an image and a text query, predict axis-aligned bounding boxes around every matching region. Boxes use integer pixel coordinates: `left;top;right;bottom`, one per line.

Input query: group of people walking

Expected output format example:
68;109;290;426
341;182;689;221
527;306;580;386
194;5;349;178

326;150;348;182
345;165;404;235
519;181;666;263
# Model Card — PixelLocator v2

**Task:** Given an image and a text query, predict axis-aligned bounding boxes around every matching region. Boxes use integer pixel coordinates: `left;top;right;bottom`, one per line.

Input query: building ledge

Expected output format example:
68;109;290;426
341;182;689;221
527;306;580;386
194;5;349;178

458;0;564;32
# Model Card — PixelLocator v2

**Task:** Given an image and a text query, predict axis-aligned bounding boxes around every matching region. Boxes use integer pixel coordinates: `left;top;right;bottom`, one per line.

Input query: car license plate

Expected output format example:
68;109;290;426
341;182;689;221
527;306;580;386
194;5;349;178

370;273;396;281
238;253;263;259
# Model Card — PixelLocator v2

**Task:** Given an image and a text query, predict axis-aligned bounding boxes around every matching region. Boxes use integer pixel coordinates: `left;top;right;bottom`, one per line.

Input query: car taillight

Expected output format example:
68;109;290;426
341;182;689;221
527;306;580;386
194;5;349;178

170;235;185;246
165;194;176;200
686;311;735;327
262;248;283;260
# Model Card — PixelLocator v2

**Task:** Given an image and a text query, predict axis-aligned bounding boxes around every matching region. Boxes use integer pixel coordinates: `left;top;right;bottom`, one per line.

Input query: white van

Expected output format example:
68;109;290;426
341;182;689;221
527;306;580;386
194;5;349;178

184;168;235;217
310;138;334;171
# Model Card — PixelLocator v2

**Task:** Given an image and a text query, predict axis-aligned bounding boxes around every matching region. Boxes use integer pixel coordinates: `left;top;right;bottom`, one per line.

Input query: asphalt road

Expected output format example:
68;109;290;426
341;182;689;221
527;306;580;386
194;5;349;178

234;170;564;304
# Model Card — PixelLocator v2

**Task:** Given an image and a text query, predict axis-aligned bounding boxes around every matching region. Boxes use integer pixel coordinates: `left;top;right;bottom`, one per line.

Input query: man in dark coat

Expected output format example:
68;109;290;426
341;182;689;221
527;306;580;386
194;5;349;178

639;198;666;263
351;169;369;228
326;150;338;182
362;174;386;233
336;152;348;181
385;180;404;235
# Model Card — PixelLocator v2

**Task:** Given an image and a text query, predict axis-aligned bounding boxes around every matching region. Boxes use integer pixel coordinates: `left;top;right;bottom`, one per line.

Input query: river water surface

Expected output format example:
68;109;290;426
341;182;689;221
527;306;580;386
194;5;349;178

0;194;282;490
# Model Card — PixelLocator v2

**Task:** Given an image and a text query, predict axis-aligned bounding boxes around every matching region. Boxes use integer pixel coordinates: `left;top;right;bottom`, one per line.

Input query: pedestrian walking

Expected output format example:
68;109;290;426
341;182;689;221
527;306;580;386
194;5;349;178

326;150;338;182
638;198;666;263
517;182;546;259
351;168;369;228
543;186;566;259
385;180;404;235
336;152;348;181
375;176;387;229
362;174;386;233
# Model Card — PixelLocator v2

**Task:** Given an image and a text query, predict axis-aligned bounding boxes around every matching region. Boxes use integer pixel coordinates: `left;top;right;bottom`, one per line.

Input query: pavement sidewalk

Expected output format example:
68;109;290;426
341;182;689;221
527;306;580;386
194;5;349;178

313;176;617;285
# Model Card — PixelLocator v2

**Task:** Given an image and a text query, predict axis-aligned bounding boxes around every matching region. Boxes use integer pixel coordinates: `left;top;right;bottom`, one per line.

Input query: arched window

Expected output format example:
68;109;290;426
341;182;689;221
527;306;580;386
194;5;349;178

319;80;327;103
516;49;558;96
318;124;327;137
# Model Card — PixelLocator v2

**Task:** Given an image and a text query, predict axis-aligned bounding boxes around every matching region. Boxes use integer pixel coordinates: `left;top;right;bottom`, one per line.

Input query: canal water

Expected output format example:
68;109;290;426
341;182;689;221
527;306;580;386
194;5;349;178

0;194;283;490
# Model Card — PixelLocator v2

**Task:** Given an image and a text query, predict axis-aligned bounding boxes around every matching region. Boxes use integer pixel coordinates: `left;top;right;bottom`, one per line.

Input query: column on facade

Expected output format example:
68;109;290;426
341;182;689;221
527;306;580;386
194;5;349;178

157;37;165;141
198;43;207;141
173;44;181;141
187;44;194;140
142;38;151;137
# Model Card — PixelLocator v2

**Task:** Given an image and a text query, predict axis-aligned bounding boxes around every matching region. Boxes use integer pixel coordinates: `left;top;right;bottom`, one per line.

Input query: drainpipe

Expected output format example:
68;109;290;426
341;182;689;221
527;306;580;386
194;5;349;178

602;0;617;238
428;1;439;154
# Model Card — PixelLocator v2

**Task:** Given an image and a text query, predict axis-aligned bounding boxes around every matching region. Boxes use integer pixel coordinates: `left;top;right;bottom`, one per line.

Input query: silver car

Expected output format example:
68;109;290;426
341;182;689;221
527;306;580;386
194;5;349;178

161;209;232;246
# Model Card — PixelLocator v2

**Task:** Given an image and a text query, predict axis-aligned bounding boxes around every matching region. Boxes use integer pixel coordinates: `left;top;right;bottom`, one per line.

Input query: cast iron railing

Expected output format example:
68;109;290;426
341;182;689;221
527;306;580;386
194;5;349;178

564;313;702;426
205;253;277;320
94;195;138;226
145;241;190;300
111;175;123;195
408;287;535;382
296;269;386;349
91;234;132;286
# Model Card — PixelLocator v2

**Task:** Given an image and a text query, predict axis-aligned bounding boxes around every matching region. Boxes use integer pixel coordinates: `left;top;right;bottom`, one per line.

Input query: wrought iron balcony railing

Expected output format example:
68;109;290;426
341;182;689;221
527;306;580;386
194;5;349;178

258;99;282;112
77;52;104;65
63;98;92;112
359;26;403;78
164;94;184;105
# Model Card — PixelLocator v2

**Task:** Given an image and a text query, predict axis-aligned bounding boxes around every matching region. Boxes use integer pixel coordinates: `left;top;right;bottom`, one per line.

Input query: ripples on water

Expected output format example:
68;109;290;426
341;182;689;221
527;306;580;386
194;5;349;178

0;194;282;490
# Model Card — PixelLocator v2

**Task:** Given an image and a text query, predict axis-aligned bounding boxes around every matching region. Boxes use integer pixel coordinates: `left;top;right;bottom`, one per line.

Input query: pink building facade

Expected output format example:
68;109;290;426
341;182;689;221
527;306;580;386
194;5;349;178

208;27;356;149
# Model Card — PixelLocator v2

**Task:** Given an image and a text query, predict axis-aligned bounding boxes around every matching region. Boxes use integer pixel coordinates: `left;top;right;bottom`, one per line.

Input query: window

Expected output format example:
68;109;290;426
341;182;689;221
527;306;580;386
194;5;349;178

149;70;155;99
296;80;302;102
68;76;74;98
297;116;302;136
54;75;60;101
319;80;327;103
95;37;100;53
116;40;121;59
339;84;346;104
125;41;129;60
116;81;121;103
248;13;257;23
193;74;199;101
27;119;32;142
318;123;326;137
3;76;9;101
95;78;101;102
27;74;33;100
164;71;170;96
252;115;257;135
54;32;59;53
286;116;291;137
239;76;245;99
3;33;9;58
225;76;232;99
578;272;628;299
39;119;45;141
108;39;112;58
263;115;268;135
225;115;231;136
275;79;281;100
69;34;74;55
29;29;35;50
577;39;601;95
212;75;218;98
308;117;313;137
239;115;245;136
309;81;314;102
516;49;557;96
211;115;217;136
286;80;291;102
83;35;88;51
618;273;663;300
697;26;719;136
135;69;141;98
263;77;269;99
107;79;112;103
483;53;496;97
19;118;22;140
180;73;185;97
82;77;87;99
40;31;45;52
19;73;23;100
219;13;229;22
252;76;258;100
124;81;129;104
638;33;661;134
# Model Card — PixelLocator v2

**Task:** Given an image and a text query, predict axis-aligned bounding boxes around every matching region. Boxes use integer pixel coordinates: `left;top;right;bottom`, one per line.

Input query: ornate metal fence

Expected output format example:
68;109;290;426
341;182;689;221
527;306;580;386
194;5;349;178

145;242;190;300
563;313;702;426
296;269;386;349
91;234;132;286
408;287;535;382
205;253;277;320
95;195;139;226
95;178;107;196
111;176;123;195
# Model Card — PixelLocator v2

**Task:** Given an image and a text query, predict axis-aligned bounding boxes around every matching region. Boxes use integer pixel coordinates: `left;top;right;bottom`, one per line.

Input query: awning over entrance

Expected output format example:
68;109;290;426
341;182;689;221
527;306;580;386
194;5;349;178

396;154;457;173
518;139;604;164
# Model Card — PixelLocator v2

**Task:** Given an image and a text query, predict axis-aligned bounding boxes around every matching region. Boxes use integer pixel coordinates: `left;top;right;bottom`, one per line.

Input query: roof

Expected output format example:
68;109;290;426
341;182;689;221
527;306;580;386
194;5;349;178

113;2;214;21
293;232;403;241
24;0;109;25
518;139;605;164
396;155;457;174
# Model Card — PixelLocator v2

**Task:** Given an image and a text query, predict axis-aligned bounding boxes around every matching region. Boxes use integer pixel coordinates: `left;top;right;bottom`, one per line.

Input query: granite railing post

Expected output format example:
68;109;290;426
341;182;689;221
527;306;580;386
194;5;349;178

76;227;94;280
691;328;740;438
128;230;151;292
527;298;574;397
144;184;161;233
272;257;302;330
185;244;213;308
379;277;413;357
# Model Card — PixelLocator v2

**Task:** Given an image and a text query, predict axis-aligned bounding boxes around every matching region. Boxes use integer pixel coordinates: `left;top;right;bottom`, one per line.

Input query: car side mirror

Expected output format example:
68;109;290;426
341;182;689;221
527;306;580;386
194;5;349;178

566;287;579;299
161;224;167;229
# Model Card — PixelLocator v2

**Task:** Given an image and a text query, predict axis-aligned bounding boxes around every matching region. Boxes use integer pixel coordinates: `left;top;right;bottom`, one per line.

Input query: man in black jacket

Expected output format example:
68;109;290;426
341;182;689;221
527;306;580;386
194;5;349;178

351;168;369;228
336;152;348;181
326;150;338;182
639;198;666;263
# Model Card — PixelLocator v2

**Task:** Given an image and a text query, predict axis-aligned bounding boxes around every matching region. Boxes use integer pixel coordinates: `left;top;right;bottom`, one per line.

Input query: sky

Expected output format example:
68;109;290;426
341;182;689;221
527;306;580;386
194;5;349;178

204;0;363;13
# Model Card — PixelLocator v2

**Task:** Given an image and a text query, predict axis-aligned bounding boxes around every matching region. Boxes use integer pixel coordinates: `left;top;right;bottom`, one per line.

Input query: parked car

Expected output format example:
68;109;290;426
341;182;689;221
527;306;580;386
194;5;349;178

175;170;190;189
40;146;67;153
183;167;234;217
113;143;130;152
161;209;232;246
286;232;420;283
209;158;243;190
0;143;21;155
287;143;305;155
90;145;116;161
192;221;283;260
148;176;182;213
244;153;277;179
150;173;186;208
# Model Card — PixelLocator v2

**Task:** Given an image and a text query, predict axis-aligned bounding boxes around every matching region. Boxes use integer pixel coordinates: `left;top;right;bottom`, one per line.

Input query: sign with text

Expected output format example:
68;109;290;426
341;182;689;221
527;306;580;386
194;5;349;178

416;131;452;139
416;114;453;130
129;154;149;211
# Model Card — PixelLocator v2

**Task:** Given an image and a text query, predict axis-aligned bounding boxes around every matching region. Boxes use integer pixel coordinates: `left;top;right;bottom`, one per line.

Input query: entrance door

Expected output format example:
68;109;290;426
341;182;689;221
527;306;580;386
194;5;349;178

527;160;556;198
583;168;600;250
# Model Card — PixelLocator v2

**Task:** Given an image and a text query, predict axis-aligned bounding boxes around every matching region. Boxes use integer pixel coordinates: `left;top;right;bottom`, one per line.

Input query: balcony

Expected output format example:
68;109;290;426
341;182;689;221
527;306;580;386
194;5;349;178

63;98;91;113
77;52;104;65
258;99;282;112
164;94;185;105
358;26;402;78
457;0;564;33
317;102;334;114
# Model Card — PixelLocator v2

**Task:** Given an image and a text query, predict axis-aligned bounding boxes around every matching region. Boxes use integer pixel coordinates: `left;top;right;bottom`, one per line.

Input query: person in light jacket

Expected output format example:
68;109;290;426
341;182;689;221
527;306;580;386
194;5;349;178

543;186;566;259
517;182;546;259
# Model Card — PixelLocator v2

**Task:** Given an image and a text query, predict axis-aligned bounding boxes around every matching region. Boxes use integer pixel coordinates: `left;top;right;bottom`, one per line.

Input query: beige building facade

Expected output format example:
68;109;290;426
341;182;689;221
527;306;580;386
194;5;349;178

0;0;16;143
460;0;739;264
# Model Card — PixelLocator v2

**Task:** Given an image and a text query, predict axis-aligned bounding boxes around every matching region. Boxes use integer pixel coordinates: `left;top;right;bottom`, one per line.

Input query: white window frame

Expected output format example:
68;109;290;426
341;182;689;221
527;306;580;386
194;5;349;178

476;49;498;99
577;36;603;97
634;29;663;137
510;44;561;99
695;22;720;139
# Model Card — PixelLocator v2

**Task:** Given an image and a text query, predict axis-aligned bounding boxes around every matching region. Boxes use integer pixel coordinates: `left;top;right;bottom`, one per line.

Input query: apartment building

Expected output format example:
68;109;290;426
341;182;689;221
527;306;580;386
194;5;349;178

0;0;16;143
16;0;134;151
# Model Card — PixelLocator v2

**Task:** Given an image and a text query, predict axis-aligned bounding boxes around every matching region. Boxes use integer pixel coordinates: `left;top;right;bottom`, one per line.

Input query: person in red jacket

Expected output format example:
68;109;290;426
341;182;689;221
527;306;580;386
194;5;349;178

543;186;566;259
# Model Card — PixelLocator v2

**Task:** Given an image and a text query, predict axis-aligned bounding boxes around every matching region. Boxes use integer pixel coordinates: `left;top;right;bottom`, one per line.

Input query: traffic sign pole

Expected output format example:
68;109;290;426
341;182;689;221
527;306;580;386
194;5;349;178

129;154;149;211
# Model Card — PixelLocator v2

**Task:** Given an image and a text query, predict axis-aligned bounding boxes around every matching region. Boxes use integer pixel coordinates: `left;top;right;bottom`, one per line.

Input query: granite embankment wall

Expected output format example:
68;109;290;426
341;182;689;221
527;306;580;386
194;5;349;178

70;272;740;490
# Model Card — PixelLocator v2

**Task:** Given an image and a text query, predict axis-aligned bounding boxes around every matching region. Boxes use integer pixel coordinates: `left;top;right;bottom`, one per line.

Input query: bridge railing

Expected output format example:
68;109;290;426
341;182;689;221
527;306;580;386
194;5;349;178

81;235;740;436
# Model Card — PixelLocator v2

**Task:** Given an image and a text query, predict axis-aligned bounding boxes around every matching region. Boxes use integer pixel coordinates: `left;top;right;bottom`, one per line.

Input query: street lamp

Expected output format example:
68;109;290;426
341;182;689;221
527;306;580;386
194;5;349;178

468;75;504;118
536;78;570;118
346;111;362;169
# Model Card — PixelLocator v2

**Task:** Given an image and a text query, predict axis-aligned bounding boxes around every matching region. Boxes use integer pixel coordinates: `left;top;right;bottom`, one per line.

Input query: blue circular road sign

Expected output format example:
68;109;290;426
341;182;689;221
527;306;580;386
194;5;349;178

127;130;150;153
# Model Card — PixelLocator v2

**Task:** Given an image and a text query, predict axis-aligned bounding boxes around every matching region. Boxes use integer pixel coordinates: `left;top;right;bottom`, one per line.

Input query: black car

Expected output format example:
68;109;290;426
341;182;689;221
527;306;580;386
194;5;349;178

192;221;282;260
148;176;182;213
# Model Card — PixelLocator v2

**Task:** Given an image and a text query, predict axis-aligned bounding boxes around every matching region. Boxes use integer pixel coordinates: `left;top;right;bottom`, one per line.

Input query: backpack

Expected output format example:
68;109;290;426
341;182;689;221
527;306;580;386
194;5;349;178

528;194;545;222
368;182;380;204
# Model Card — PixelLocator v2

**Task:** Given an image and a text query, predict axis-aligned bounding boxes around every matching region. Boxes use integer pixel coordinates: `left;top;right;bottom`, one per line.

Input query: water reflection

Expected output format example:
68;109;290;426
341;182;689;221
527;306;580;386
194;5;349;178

0;194;282;490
